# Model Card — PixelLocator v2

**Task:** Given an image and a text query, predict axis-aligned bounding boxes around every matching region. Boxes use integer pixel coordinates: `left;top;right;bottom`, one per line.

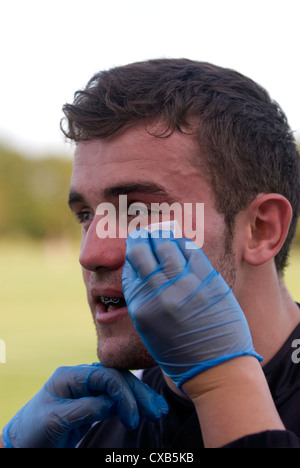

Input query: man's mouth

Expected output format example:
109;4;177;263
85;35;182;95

99;296;127;312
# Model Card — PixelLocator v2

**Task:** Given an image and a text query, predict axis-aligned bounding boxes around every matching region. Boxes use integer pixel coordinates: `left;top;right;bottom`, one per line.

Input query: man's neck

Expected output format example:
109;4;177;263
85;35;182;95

236;262;300;366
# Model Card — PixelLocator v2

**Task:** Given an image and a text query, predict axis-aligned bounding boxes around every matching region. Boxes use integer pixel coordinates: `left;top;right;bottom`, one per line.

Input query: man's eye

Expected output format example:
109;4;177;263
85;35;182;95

128;203;152;218
75;211;93;224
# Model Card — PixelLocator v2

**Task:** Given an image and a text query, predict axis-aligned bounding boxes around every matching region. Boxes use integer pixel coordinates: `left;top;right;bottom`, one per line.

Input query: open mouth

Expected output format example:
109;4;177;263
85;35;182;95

99;296;127;312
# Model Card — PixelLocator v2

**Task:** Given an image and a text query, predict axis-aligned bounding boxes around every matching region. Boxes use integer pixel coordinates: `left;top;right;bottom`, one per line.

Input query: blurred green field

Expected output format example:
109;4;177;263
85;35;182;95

0;240;98;429
0;240;300;430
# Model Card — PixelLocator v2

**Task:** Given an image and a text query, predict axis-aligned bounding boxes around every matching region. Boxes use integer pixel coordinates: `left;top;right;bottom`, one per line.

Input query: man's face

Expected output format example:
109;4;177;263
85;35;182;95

69;123;235;369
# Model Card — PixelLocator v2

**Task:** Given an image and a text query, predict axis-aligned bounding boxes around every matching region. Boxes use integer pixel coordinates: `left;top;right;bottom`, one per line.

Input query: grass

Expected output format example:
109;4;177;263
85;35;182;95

0;239;97;428
0;239;299;430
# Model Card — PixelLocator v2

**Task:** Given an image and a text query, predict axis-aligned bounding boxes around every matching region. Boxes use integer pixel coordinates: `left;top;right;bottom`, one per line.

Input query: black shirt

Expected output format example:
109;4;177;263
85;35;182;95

79;322;300;448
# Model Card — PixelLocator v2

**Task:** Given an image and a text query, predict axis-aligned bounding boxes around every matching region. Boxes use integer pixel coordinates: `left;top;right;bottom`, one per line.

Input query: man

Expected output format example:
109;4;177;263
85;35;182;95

1;59;300;448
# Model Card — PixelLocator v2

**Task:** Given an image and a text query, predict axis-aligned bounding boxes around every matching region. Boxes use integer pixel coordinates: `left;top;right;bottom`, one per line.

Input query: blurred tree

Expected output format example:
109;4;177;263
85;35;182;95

0;144;79;240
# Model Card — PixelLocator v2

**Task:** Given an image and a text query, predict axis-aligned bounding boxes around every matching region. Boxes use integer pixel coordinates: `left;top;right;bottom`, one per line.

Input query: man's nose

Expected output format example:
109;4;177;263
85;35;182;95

79;219;125;272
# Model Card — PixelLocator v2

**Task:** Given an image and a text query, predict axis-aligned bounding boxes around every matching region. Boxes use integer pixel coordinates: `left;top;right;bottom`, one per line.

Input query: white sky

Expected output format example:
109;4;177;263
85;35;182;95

0;0;299;156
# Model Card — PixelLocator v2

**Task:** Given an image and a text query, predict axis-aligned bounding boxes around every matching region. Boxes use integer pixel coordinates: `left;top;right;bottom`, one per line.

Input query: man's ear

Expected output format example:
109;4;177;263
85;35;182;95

243;194;292;266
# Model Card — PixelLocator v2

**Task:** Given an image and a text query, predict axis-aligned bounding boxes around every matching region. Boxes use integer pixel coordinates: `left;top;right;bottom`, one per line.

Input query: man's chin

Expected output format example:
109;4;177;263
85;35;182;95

97;338;157;370
98;353;157;370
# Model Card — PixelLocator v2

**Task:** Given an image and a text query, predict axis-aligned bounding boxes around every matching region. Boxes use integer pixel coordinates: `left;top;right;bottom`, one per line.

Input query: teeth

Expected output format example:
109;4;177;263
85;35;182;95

100;296;121;306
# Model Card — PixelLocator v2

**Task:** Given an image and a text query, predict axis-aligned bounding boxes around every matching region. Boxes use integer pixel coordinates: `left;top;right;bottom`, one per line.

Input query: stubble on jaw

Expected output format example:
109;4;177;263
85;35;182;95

214;236;237;290
95;318;156;370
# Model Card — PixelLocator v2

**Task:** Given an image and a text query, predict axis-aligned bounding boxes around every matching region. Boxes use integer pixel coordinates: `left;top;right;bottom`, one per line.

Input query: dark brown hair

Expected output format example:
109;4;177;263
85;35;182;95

61;58;300;272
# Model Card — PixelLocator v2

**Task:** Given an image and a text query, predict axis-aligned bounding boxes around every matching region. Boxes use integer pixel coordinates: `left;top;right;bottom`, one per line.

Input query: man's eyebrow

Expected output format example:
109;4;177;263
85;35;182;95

68;191;87;209
103;182;178;202
68;182;179;209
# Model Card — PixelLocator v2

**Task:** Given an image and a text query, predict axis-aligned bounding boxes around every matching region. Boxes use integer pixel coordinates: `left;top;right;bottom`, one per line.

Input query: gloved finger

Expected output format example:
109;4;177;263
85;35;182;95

50;364;141;429
87;366;140;429
122;256;168;307
46;365;104;399
120;370;169;421
149;231;187;279
125;229;159;278
125;230;173;292
88;366;168;427
174;238;216;282
122;255;138;289
46;364;132;400
53;394;117;429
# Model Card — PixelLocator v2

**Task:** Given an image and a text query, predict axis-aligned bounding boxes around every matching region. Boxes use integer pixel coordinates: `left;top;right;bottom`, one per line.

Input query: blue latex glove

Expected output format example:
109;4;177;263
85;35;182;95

2;363;168;448
122;230;262;389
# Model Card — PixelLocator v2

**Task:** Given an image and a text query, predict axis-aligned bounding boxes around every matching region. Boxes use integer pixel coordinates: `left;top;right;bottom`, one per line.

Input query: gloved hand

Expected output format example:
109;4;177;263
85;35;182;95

122;230;262;389
2;363;168;448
